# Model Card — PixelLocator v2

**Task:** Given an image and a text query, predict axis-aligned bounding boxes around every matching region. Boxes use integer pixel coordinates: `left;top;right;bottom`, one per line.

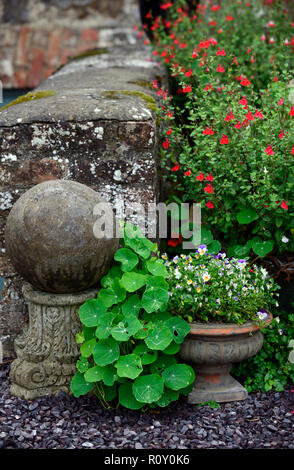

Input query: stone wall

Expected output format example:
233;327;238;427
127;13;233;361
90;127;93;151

0;0;139;88
0;42;166;358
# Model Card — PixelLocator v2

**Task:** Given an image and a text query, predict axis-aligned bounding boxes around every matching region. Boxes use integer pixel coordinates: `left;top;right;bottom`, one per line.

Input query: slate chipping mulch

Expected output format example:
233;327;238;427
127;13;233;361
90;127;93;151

0;364;293;450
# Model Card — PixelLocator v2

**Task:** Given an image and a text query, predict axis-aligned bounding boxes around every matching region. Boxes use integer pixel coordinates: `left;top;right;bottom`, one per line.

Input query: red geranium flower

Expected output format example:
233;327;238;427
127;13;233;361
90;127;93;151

281;200;288;210
160;2;173;10
255;109;264;119
265;145;274;155
216;65;225;73
289;106;294;116
206;201;214;209
196;172;205;181
185;169;191;176
220;134;229;144
168;233;182;247
202;127;214;135
171;163;180;172
204;184;214;194
206;174;213;181
279;131;284;139
240;78;251;86
163;138;169;149
216;48;226;56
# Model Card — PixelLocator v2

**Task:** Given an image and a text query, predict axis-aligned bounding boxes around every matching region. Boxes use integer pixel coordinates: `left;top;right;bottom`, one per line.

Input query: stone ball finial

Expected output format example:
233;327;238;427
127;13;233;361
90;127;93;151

5;180;119;294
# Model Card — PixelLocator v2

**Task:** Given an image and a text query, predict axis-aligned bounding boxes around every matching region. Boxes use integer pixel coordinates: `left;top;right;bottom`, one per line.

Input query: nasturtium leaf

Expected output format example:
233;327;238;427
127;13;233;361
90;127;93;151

119;382;145;410
252;239;274;258
98;279;126;308
127;237;154;260
84;365;104;383
120;272;147;292
102;365;118;386
75;332;84;344
111;322;131;341
146;258;168;278
179;383;194;396
111;315;142;341
122;294;141;317
163;341;181;355
201;227;213;245
150;353;177;374
232;244;251;258
115;354;143;379
124;315;142;336
101;266;122;288
133;374;164;404
80;338;96;358
145;325;173;350
95;313;116;340
124;223;154;259
82;326;96;341
76;357;89;373
207;239;222;255
146;276;169;290
79;298;107;327
114;248;139;272
133;325;149;340
133;343;158;365
237;209;258;225
156;388;180;408
141;288;170;313
93;338;120;366
103;384;117;402
165;317;191;344
162;364;195;391
70;372;94;398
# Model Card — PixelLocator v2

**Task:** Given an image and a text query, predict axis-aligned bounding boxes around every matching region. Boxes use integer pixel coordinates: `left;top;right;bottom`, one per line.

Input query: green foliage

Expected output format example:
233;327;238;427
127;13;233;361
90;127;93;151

166;248;279;324
232;309;294;392
150;0;294;258
70;223;194;409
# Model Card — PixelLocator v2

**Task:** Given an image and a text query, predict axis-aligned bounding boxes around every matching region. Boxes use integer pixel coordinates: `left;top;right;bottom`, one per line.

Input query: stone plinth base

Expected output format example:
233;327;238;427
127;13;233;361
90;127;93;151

187;364;248;404
10;283;98;400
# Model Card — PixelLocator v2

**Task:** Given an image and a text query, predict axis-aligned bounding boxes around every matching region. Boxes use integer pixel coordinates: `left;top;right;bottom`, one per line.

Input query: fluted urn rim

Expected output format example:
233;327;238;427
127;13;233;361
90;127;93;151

187;312;273;337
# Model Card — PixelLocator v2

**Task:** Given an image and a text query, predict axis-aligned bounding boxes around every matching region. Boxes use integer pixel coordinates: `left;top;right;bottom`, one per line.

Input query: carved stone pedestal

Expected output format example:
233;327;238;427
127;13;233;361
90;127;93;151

10;282;98;400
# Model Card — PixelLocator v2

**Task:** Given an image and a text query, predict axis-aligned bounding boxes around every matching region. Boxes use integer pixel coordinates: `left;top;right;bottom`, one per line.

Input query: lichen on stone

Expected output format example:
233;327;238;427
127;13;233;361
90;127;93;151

0;91;56;112
101;89;157;114
69;48;109;62
127;80;154;90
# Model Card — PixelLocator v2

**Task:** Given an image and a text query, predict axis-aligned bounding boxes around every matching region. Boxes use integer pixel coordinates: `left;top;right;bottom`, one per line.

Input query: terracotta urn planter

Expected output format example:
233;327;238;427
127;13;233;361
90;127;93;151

179;314;272;404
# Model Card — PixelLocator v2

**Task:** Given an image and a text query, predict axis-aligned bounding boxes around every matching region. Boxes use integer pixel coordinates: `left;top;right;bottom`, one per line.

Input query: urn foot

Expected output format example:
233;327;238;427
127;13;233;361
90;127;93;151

188;364;248;404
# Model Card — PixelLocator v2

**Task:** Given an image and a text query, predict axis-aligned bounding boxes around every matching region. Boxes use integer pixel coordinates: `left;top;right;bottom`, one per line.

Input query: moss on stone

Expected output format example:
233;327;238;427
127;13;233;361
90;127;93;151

69;48;109;62
0;91;56;112
127;80;154;90
102;89;157;112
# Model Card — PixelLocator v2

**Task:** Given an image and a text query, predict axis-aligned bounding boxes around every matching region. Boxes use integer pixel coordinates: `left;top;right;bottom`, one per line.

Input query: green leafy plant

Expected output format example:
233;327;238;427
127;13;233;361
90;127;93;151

70;223;195;409
165;244;279;324
232;309;294;392
147;0;294;258
288;339;294;364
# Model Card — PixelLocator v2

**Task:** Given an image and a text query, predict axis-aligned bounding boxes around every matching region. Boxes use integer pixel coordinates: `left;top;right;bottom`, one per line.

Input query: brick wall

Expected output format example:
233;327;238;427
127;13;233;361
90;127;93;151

0;0;139;89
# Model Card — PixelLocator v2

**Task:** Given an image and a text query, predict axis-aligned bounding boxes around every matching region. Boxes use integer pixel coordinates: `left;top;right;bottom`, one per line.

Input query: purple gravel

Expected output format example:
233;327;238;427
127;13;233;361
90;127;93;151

0;364;293;449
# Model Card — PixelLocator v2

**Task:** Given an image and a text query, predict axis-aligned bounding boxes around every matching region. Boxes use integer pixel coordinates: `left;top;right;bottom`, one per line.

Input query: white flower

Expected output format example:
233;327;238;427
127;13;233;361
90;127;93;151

203;272;210;282
174;269;182;280
282;236;289;244
257;311;267;320
275;316;280;324
264;167;268;174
